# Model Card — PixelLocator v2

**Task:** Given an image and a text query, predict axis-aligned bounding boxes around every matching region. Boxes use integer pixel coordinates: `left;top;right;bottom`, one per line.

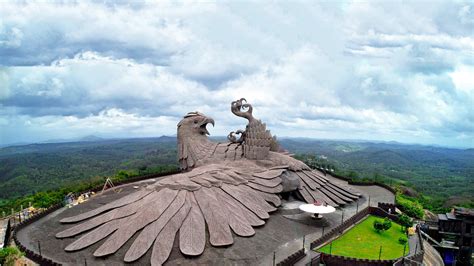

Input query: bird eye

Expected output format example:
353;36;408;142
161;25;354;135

194;120;198;124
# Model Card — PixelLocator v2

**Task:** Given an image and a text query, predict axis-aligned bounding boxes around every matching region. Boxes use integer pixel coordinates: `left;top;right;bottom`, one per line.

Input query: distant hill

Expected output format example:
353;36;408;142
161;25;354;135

0;137;178;199
0;136;472;211
279;138;474;210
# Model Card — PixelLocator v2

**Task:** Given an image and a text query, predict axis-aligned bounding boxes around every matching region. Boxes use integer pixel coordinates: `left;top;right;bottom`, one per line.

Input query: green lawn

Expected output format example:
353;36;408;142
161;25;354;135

317;215;408;260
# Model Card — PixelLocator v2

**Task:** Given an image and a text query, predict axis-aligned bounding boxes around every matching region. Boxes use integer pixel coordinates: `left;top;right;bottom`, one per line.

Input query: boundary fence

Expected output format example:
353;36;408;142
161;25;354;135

12;203;64;266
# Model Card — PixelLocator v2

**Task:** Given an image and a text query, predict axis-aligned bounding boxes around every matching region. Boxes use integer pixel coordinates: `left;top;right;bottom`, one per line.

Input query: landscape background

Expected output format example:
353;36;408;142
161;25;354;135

1;136;472;216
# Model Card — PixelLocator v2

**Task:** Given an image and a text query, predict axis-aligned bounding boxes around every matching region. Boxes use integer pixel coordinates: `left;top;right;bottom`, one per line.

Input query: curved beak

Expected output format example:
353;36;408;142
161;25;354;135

199;117;215;135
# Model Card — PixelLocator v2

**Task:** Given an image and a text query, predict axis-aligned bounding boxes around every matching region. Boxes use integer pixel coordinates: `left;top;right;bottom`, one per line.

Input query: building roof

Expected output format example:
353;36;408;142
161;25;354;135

454;207;474;217
438;214;448;221
446;212;458;220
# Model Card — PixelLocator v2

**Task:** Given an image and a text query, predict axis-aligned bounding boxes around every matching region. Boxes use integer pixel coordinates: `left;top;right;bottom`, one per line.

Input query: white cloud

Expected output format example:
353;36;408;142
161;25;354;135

0;1;473;148
450;65;474;94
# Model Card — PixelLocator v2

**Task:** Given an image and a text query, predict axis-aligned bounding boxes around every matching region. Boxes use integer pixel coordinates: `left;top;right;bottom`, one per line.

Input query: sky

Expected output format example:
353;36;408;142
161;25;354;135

0;1;473;148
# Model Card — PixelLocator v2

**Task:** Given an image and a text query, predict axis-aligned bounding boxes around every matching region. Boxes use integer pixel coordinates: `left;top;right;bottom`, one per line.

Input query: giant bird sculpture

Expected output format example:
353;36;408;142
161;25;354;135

57;99;361;265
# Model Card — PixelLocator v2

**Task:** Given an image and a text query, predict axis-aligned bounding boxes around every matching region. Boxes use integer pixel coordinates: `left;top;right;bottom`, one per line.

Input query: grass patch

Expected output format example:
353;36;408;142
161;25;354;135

317;215;408;260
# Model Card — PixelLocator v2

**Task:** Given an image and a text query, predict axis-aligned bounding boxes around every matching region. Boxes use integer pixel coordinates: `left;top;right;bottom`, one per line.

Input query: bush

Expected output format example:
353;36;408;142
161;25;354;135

382;217;392;231
0;247;24;266
398;214;413;232
396;193;424;219
373;218;392;233
399;236;408;245
373;219;384;232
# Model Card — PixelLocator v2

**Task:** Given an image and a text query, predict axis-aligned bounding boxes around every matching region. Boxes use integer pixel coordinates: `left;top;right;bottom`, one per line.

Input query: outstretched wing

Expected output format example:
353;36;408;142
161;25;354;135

56;163;284;265
293;169;361;207
266;151;361;207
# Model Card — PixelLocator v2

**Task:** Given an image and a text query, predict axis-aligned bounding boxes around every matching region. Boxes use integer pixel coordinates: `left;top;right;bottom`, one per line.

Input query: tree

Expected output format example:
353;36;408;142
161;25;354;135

398;214;413;232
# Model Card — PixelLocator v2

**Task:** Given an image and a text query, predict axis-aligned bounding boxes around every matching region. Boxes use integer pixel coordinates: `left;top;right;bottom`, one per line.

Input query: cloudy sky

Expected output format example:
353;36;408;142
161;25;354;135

0;1;473;148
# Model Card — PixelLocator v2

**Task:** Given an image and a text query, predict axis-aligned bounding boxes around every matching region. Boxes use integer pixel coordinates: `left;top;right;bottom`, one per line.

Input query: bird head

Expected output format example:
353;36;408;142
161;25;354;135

177;112;215;139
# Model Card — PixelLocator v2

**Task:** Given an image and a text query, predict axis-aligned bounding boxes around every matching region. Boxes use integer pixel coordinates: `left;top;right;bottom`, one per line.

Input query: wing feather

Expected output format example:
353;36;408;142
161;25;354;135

298;187;315;203
179;193;206;256
214;188;265;227
323;184;355;202
212;187;255;237
296;171;321;189
246;182;283;194
60;189;153;223
249;176;281;187
194;188;233;246
239;185;277;212
123;190;187;262
319;187;347;205
64;217;125;251
221;184;270;219
252;169;285;179
150;195;192;266
57;192;157;238
92;188;178;257
257;191;281;207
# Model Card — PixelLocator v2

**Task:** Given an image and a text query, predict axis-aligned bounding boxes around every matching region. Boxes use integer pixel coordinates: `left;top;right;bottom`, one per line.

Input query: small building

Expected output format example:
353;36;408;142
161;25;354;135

436;207;473;266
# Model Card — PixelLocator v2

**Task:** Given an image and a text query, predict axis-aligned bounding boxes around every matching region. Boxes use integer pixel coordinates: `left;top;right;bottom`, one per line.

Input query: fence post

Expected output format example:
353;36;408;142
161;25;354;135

273;251;276;266
378;245;382;260
303;235;305;250
340;210;344;233
415;242;418;254
356;201;359;213
329;242;332;255
38;240;42;256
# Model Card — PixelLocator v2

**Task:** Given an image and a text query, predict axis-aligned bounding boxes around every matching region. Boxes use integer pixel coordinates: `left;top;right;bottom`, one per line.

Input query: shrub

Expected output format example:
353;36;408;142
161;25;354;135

396;193;424;219
398;214;413;232
399;236;408;245
373;219;384;232
0;247;24;266
382;217;392;231
374;218;392;233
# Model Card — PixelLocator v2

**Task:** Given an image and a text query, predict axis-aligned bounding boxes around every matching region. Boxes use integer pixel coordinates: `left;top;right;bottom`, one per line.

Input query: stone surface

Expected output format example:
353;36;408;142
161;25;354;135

17;180;394;265
51;99;364;265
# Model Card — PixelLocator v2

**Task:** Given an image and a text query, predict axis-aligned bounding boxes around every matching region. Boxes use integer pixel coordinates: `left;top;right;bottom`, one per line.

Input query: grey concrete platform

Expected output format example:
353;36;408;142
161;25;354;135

16;177;394;266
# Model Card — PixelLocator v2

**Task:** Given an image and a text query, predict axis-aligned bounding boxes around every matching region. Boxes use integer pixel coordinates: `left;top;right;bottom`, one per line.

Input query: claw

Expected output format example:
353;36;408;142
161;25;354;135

231;98;254;121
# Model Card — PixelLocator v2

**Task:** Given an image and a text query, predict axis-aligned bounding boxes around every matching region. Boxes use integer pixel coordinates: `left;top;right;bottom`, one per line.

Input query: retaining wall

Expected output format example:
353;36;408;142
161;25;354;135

321;253;397;266
12;203;64;265
323;169;397;195
276;248;305;266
